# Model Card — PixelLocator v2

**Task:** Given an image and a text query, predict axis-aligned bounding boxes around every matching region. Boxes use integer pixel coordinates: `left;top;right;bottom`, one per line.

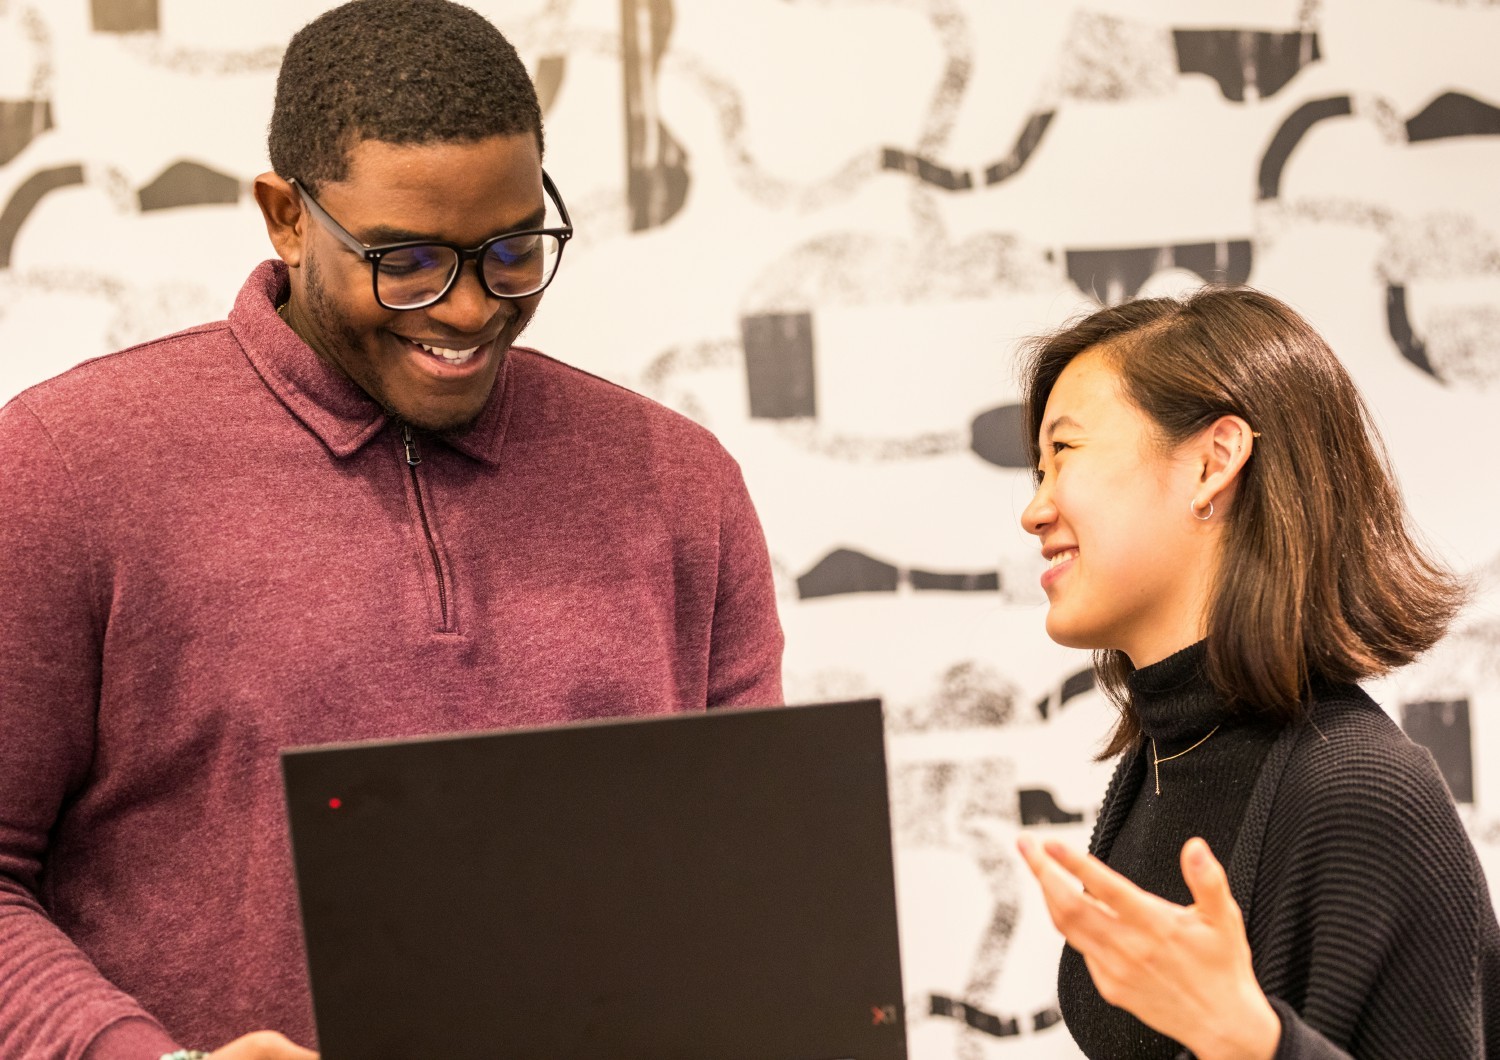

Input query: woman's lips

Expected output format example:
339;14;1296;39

1040;548;1077;591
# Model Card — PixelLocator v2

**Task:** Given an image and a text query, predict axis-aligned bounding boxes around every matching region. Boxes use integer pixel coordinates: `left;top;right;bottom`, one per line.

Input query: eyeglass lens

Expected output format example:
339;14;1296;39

375;233;563;310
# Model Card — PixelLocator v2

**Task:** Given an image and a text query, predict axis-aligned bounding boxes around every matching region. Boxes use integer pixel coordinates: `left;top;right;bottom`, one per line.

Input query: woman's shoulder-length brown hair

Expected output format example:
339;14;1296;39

1019;286;1465;758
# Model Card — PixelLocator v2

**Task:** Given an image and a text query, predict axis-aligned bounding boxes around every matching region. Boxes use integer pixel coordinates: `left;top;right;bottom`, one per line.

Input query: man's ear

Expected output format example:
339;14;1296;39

1190;415;1256;515
252;172;305;267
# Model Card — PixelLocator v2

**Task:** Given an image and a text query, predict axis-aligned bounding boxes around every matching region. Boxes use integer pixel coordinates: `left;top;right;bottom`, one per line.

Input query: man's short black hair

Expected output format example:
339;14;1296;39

268;0;543;191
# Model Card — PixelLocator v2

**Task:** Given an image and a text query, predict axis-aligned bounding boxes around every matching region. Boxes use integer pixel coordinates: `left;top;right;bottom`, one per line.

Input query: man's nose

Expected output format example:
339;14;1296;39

425;265;502;335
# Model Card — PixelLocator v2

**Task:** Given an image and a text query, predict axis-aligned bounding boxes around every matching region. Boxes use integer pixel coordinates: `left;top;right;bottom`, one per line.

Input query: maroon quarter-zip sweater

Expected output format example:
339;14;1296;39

0;261;784;1059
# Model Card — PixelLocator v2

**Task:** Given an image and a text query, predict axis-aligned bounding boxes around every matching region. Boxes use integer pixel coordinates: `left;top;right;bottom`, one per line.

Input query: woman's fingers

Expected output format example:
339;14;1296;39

1017;832;1274;1056
1017;835;1122;953
1025;835;1238;932
1039;838;1162;921
1179;836;1242;926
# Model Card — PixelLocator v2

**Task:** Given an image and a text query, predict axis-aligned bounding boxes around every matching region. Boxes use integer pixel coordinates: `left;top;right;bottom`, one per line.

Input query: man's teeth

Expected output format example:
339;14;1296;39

415;340;480;365
1050;549;1078;568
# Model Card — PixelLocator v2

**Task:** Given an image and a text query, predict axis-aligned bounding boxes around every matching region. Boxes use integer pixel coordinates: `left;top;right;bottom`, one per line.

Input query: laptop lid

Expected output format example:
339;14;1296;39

281;699;907;1060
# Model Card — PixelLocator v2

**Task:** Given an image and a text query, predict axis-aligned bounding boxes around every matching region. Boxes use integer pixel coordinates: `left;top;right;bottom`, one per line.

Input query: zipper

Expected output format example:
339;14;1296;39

401;423;449;629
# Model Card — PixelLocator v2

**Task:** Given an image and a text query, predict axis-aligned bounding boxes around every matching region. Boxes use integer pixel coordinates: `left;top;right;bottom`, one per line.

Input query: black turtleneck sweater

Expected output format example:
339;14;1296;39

1060;642;1281;1056
1056;641;1500;1059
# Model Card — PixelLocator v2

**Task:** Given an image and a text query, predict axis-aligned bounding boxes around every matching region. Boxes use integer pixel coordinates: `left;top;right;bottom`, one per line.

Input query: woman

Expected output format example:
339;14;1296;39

1012;287;1499;1059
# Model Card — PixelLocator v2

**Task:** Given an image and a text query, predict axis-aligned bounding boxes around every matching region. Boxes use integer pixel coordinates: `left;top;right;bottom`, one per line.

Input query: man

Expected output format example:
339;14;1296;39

0;3;783;1057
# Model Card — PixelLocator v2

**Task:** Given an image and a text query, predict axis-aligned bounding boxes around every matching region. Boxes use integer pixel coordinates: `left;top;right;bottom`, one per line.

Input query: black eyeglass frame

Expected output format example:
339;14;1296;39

289;171;574;311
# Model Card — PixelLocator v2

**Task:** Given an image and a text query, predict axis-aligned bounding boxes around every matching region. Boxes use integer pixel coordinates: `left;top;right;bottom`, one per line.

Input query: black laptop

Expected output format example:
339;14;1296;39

281;699;907;1059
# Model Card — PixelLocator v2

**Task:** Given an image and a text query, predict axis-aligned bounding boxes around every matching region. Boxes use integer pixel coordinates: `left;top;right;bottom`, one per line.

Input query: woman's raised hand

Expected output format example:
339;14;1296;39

1017;834;1281;1060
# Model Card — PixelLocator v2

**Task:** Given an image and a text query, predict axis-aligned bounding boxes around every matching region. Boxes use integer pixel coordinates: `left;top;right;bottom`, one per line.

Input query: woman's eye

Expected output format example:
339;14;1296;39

1050;441;1072;454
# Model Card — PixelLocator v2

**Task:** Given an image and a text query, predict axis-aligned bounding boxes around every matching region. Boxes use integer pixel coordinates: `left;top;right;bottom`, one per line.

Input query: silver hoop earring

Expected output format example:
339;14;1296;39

1191;499;1214;521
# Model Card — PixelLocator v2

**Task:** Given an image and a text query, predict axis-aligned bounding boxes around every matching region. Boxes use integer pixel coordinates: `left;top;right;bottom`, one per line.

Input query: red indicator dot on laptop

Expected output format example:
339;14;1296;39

328;798;342;810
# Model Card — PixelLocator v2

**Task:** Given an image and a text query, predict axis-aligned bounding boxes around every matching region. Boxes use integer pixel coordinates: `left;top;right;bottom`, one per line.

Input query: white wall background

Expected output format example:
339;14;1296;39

2;1;1498;1056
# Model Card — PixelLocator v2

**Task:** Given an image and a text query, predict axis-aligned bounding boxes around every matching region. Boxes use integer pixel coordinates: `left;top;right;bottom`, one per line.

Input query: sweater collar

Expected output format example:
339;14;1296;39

228;260;513;465
1125;640;1234;748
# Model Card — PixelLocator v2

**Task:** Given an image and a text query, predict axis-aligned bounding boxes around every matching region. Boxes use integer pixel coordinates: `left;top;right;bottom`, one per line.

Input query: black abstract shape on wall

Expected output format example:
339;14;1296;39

1018;788;1085;826
985;111;1054;185
799;549;899;598
880;148;974;191
91;0;159;32
909;569;1001;592
1035;667;1095;720
1401;699;1473;803
0;101;52;167
741;312;816;419
797;548;1000;600
1034;1006;1063;1030
1385;285;1438;379
1173;30;1321;103
886;662;1017;732
1405;91;1500;143
1258;95;1353;200
1174;241;1253;284
879;110;1055;191
1259;92;1500;202
970;404;1030;469
929;995;1020;1037
534;55;566;114
622;0;689;232
0;164;85;268
1066;240;1252;305
137;161;241;211
1060;668;1094;707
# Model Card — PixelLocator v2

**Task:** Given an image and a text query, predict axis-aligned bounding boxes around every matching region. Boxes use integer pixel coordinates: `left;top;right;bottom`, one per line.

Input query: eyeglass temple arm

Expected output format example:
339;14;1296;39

542;170;573;233
288;178;374;257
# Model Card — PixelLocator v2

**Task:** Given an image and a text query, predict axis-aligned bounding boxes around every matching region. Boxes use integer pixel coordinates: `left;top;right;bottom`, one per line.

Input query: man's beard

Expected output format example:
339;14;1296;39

298;257;503;433
301;256;383;404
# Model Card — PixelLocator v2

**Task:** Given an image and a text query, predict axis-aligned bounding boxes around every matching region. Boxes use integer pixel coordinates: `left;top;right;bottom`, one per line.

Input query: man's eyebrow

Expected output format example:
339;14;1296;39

358;207;549;246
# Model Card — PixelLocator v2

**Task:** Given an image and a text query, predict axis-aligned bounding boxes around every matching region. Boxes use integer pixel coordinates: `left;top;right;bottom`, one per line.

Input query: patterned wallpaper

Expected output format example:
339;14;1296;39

2;2;1497;1057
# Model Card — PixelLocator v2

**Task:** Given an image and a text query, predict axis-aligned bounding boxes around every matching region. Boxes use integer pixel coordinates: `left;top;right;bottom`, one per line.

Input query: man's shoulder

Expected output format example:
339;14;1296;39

6;320;238;428
508;346;728;452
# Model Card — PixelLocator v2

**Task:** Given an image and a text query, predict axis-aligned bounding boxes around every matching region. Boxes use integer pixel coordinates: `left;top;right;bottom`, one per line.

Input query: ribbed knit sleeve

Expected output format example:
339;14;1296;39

1242;694;1499;1059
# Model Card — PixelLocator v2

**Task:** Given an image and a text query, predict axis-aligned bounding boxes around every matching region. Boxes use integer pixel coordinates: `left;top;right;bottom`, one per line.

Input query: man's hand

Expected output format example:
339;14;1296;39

207;1031;318;1059
1017;833;1281;1060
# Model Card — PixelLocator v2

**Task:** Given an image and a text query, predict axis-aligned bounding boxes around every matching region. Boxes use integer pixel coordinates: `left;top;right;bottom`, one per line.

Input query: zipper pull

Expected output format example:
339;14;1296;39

401;423;422;467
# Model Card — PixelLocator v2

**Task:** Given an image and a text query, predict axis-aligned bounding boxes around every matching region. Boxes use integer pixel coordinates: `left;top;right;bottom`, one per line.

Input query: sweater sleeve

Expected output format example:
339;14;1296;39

1249;719;1496;1060
1264;996;1361;1060
703;451;784;709
0;399;179;1059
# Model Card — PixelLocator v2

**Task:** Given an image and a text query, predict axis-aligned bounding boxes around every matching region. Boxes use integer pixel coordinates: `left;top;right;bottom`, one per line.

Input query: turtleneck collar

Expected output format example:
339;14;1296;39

1125;640;1235;749
227;259;514;466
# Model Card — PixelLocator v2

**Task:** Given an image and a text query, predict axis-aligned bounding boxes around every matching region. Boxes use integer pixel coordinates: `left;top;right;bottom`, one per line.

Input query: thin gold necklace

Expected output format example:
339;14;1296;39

1151;724;1221;796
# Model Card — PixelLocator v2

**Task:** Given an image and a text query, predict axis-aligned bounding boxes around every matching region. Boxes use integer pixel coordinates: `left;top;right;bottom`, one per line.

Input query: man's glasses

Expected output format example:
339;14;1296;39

290;172;574;311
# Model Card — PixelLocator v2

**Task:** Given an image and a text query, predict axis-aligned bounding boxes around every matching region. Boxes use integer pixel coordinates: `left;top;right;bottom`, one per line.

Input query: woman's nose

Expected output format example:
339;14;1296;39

1021;481;1054;537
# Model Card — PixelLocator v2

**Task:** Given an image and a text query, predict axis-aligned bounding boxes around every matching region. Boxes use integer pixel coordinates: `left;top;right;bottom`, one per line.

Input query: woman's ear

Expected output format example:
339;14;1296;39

1191;415;1256;514
252;172;305;267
